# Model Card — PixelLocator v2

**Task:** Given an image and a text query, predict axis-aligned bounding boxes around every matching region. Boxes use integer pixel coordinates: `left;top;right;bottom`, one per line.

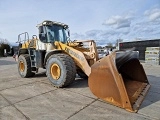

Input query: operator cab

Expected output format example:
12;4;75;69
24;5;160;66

37;20;70;43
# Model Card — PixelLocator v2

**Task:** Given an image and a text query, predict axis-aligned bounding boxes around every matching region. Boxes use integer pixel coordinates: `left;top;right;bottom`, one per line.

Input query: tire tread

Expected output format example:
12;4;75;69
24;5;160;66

46;53;76;87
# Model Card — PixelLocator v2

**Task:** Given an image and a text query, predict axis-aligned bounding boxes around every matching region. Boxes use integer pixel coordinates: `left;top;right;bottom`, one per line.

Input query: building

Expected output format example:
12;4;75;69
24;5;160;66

119;39;160;60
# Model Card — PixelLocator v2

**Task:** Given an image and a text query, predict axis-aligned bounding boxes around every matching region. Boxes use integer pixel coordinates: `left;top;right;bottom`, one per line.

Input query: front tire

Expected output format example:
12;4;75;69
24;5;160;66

77;69;88;79
46;53;76;88
18;54;35;78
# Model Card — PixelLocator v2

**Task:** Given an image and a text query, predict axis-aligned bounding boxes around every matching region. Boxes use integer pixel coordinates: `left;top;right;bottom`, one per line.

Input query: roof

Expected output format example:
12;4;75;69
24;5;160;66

119;39;160;44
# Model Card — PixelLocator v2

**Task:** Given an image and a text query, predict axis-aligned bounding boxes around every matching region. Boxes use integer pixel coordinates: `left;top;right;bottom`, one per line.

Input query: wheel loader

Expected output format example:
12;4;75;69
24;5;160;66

17;20;150;112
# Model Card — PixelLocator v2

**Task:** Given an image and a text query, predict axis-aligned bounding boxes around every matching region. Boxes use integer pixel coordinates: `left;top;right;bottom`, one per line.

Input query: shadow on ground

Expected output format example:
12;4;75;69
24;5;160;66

67;78;88;88
32;71;88;88
33;72;47;77
140;75;160;109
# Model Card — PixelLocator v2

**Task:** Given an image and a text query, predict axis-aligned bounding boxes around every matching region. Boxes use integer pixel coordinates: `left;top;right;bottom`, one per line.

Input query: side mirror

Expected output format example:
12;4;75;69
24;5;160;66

39;33;46;42
68;30;70;37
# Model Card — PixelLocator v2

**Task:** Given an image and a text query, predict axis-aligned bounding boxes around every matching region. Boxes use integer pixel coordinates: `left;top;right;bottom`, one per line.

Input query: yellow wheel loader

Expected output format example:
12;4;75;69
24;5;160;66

17;20;150;112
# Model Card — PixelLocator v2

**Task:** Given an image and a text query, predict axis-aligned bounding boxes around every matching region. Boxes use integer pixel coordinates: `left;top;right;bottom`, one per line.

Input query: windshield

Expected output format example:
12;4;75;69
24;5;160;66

46;25;67;43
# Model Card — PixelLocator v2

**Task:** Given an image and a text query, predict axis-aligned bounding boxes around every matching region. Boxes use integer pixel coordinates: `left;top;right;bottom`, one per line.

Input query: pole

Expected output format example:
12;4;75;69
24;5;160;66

159;39;160;65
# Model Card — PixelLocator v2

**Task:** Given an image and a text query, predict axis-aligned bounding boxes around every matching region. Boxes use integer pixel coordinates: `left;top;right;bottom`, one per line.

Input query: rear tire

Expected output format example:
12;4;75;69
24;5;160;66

18;54;35;78
46;53;76;87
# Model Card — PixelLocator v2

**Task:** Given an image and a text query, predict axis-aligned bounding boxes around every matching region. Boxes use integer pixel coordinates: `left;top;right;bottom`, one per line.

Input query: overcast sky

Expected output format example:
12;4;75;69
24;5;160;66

0;0;160;46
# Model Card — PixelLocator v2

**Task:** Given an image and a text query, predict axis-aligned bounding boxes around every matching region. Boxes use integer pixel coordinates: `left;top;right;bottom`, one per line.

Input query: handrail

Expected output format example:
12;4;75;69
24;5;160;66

17;32;29;43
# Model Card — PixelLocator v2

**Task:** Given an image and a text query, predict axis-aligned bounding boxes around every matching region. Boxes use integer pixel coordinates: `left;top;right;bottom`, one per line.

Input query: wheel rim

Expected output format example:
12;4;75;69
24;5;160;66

19;61;25;72
50;63;61;80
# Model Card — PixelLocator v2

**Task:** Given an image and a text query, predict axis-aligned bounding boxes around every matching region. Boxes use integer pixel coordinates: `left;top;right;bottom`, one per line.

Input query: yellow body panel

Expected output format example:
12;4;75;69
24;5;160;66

55;41;92;76
21;39;37;49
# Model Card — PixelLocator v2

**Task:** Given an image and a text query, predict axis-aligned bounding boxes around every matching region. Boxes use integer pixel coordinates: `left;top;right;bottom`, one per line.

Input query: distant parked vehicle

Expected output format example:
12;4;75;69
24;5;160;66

98;52;107;59
98;49;109;59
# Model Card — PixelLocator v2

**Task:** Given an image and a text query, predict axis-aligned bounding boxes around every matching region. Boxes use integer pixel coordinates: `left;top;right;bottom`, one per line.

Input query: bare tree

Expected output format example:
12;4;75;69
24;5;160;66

0;38;9;44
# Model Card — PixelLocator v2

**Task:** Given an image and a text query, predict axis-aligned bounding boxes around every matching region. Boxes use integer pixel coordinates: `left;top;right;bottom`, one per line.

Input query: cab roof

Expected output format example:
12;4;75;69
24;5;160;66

37;20;68;28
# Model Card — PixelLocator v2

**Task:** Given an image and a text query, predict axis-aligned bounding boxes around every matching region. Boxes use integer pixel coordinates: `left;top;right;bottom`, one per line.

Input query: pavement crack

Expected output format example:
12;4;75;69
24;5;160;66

65;98;98;120
0;80;39;92
13;89;58;104
0;93;30;120
0;89;58;120
63;88;97;100
138;112;159;120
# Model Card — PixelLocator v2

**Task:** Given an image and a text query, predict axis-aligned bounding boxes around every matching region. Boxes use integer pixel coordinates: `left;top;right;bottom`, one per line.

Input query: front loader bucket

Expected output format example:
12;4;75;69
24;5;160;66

88;52;150;112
